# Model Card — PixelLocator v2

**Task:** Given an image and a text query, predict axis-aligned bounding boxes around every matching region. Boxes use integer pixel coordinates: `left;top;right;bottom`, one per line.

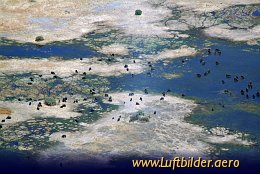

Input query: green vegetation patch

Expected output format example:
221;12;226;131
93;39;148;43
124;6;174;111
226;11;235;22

44;96;57;106
135;9;142;15
35;36;44;42
237;103;260;115
129;110;150;123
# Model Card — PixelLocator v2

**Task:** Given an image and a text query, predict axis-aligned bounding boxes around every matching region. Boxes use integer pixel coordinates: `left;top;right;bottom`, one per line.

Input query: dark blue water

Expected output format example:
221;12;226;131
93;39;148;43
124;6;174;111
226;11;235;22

0;38;98;59
0;150;259;174
252;10;260;17
110;41;260;101
108;39;260;152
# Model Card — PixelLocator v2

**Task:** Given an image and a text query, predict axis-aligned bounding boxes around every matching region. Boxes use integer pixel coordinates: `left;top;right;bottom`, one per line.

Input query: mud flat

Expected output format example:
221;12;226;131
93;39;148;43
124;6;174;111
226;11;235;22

0;58;146;77
0;0;111;43
0;97;81;125
204;24;260;43
98;43;129;56
39;92;253;164
165;20;190;31
0;0;173;43
147;45;197;62
205;127;253;146
44;92;207;162
0;107;12;115
1;0;258;44
163;0;259;12
164;1;260;44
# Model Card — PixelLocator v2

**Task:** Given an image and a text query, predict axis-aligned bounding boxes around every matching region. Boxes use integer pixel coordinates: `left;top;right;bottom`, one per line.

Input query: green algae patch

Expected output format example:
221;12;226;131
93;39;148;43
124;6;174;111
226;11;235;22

237;103;260;115
129;110;150;123
0;117;81;151
161;73;182;80
44;97;57;106
192;103;225;116
0;72;111;102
